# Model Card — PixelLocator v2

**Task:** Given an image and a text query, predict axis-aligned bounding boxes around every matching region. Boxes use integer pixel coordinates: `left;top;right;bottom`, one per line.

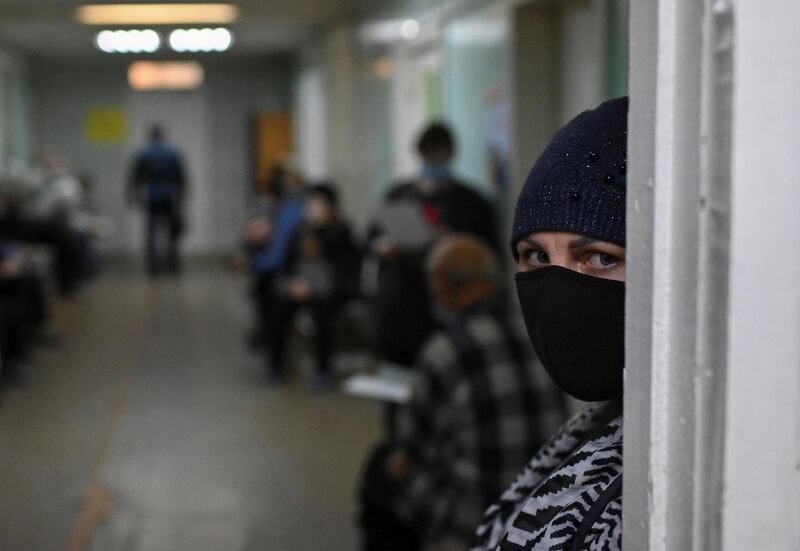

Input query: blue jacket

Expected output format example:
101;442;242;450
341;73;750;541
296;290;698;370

253;195;305;274
131;143;186;206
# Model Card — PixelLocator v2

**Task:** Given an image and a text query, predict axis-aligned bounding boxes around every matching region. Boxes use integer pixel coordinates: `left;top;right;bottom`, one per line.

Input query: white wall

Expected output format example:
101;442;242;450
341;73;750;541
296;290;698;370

294;63;327;181
511;0;616;201
294;22;376;232
724;1;800;548
33;62;129;251
392;42;442;180
33;58;291;255
558;0;607;122
322;24;368;226
0;48;32;172
442;1;511;195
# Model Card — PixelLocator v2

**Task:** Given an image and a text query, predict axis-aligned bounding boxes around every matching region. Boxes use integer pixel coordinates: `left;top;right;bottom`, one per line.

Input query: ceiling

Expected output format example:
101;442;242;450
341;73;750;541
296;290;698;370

0;1;359;61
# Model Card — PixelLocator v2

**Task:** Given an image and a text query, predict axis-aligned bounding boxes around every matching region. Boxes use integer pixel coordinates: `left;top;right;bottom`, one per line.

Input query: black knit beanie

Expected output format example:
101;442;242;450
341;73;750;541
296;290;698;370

511;97;628;258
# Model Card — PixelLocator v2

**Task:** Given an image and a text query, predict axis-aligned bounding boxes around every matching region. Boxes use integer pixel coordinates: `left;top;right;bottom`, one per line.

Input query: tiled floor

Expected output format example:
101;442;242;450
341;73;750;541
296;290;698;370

0;262;382;551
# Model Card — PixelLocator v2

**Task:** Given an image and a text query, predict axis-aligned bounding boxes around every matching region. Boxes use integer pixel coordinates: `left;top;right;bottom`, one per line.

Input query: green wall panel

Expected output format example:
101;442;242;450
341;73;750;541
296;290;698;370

443;2;511;196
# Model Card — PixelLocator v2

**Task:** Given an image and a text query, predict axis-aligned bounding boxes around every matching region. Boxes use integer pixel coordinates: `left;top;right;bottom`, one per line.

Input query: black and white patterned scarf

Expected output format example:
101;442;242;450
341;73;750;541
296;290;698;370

471;406;623;551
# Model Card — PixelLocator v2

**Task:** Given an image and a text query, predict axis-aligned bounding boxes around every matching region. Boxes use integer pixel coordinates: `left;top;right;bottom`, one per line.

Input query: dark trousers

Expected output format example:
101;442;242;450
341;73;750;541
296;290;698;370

0;301;32;377
146;203;181;274
0;273;48;329
267;297;336;376
358;441;422;551
0;215;83;295
253;274;274;332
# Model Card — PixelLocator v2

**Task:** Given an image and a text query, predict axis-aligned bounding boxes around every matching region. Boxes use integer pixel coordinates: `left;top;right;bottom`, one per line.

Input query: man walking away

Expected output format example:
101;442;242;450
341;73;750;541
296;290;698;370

129;125;187;275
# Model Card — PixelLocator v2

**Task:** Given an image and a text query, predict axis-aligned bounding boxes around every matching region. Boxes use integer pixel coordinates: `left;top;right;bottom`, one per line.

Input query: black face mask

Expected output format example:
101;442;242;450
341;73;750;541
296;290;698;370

515;266;625;402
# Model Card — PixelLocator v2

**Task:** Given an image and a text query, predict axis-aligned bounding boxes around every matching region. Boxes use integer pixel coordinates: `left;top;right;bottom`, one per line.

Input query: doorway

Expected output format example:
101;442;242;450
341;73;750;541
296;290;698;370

124;90;211;256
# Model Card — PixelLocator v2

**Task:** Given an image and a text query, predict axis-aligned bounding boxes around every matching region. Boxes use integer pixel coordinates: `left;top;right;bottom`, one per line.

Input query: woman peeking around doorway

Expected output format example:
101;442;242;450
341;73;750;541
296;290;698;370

473;97;628;551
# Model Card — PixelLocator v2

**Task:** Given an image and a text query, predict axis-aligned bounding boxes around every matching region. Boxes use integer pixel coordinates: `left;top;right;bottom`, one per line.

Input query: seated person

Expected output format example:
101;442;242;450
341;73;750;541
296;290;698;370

237;187;280;350
0;244;35;384
0;242;49;331
267;183;359;386
0;305;29;385
0;187;85;296
366;122;498;368
359;234;565;551
248;162;306;362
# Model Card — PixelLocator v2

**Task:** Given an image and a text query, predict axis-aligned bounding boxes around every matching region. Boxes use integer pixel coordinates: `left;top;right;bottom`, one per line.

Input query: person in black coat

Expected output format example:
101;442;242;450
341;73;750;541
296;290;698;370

266;183;359;386
366;122;498;368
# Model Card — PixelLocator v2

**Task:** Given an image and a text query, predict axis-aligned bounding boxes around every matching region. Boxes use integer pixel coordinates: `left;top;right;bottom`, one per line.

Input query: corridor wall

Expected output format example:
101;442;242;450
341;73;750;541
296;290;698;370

293;0;513;232
443;1;511;197
0;48;33;173
294;0;628;236
32;58;292;255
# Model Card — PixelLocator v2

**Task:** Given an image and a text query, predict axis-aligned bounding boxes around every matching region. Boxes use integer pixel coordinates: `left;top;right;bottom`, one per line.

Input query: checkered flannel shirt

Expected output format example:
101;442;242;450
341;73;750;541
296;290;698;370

396;302;567;548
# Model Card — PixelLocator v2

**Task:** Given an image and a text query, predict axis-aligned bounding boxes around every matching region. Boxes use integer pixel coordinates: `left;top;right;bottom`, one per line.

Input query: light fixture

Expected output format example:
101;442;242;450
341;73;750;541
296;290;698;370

96;29;161;53
169;28;232;52
128;61;205;91
361;19;424;45
76;4;240;26
400;19;420;41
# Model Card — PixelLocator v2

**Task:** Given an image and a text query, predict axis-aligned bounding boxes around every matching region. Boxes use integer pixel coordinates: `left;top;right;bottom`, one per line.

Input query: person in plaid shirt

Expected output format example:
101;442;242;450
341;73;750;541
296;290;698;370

364;234;566;551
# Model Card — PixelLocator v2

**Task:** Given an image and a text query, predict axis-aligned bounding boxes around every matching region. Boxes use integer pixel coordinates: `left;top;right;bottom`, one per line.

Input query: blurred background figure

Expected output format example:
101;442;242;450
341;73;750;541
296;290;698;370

0;242;45;384
266;182;360;387
0;160;93;296
0;155;100;385
246;158;307;379
359;234;565;551
29;153;112;279
128;125;187;276
366;123;498;370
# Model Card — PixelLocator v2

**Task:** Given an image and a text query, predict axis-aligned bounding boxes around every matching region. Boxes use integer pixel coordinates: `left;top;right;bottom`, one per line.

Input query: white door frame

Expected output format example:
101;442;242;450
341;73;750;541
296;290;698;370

625;1;800;550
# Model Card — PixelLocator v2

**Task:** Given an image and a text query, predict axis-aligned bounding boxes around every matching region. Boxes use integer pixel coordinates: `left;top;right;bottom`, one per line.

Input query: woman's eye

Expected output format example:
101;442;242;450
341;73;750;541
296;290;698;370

525;250;550;266
586;252;619;269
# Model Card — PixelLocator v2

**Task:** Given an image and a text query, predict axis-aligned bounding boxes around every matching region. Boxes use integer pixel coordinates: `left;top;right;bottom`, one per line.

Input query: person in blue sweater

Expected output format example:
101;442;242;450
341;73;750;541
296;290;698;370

128;125;187;275
249;162;307;382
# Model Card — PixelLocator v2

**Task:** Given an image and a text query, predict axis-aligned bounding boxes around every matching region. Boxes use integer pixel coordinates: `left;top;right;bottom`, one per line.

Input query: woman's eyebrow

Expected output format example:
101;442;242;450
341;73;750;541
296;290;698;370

521;236;545;249
568;236;600;249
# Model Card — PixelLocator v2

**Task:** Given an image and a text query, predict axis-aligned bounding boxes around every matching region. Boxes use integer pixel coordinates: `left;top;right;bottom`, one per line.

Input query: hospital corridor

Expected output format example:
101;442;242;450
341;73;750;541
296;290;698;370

0;262;380;550
0;1;798;551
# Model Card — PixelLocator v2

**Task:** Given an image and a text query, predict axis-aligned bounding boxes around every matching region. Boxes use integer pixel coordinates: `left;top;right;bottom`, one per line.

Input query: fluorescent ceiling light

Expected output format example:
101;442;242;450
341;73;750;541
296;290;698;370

361;19;424;45
399;19;420;41
96;29;160;53
128;61;204;91
169;28;232;52
76;4;239;26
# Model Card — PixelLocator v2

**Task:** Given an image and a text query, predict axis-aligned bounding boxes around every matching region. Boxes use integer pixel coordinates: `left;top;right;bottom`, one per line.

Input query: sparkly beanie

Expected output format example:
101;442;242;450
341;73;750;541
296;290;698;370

511;97;628;257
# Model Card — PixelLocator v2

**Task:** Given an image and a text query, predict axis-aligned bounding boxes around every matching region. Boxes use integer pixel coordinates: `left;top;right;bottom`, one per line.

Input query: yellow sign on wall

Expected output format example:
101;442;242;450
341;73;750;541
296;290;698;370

86;107;129;144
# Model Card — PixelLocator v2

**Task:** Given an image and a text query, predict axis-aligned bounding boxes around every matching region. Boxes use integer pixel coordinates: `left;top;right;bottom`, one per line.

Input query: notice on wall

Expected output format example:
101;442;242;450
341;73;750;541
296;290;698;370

85;106;128;144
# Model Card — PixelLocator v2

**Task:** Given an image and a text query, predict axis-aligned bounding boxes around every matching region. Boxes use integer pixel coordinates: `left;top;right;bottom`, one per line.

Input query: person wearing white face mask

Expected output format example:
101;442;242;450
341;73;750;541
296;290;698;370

472;97;629;551
366;123;498;370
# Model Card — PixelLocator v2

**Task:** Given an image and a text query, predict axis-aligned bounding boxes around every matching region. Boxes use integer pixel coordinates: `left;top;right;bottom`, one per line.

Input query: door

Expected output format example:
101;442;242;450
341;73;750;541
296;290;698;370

252;111;293;193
